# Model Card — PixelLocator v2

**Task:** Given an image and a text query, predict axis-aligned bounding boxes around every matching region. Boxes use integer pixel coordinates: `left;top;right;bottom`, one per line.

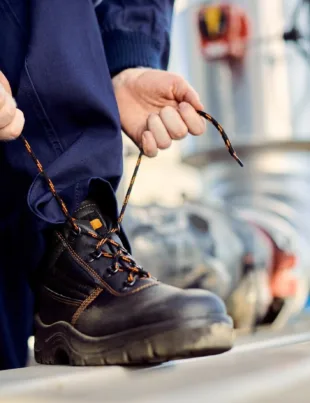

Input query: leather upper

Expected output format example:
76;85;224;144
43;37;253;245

37;200;230;337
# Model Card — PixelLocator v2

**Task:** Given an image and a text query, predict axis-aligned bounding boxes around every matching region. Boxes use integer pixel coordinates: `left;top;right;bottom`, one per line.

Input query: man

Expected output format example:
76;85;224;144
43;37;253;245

0;0;233;370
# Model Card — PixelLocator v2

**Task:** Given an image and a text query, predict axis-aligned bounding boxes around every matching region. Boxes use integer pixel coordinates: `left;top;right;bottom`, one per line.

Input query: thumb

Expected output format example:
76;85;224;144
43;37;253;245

172;76;204;111
0;71;12;95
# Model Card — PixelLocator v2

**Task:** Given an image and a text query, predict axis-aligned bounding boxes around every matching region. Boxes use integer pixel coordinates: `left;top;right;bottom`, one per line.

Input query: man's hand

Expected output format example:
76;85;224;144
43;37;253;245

0;71;25;141
112;68;206;157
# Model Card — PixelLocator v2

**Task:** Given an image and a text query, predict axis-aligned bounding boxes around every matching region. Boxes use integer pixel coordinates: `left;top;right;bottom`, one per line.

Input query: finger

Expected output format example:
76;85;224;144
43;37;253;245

142;130;158;158
0;93;16;128
0;109;25;141
0;84;6;110
147;113;172;150
0;71;12;95
183;85;204;111
178;102;206;136
172;75;204;111
159;106;188;140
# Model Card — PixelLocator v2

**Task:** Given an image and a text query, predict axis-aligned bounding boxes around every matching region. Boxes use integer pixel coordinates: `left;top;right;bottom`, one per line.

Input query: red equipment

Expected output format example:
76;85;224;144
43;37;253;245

198;3;251;61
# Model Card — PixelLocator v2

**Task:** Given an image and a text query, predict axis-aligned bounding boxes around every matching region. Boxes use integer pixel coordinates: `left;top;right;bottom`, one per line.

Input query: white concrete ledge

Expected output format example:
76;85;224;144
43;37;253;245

1;321;310;403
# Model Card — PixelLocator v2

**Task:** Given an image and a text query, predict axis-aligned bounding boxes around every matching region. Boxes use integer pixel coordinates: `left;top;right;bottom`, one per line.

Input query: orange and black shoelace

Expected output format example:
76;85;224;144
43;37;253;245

20;109;243;285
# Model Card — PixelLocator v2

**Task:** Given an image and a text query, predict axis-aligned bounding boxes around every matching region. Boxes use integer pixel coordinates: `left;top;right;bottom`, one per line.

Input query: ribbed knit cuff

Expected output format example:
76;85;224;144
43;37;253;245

102;30;162;77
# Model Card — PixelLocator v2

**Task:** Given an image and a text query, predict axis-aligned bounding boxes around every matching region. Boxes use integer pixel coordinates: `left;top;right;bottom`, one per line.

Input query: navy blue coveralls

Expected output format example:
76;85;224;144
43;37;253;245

0;0;173;370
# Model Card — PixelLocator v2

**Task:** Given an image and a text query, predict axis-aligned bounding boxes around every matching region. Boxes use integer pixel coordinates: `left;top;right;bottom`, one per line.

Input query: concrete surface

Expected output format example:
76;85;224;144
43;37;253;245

1;318;310;403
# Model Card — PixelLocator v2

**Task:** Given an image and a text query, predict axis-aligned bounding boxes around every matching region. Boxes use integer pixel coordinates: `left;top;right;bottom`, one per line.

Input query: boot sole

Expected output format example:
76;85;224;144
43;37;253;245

34;314;234;366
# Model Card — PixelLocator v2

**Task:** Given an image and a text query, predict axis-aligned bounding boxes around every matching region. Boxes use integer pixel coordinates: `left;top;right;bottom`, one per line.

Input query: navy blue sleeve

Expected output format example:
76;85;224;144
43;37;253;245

95;0;174;77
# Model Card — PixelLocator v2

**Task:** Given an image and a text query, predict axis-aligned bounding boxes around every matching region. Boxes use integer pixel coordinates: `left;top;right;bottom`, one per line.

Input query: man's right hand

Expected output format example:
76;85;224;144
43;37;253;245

0;71;24;140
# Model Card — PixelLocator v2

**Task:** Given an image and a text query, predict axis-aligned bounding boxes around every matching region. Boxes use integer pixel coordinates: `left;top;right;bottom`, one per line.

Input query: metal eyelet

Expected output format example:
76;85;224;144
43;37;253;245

71;226;81;237
123;277;136;289
88;250;102;263
107;265;119;276
120;246;129;255
93;250;102;259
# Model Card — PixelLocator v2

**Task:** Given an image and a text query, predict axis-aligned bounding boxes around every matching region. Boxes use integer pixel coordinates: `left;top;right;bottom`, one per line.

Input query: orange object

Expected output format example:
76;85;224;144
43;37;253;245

270;248;297;298
198;3;251;61
90;218;103;230
250;223;298;299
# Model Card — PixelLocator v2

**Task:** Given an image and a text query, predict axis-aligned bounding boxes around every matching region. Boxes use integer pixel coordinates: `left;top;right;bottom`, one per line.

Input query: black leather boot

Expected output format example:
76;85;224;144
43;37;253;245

34;199;234;365
22;107;241;366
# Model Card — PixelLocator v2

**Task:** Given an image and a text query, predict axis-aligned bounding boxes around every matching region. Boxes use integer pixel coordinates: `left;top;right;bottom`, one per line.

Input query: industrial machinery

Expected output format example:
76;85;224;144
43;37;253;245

123;0;310;330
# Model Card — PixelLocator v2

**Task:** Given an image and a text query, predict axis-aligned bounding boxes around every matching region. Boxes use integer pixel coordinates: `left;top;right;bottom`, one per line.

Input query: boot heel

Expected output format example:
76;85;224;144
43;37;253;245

34;315;76;365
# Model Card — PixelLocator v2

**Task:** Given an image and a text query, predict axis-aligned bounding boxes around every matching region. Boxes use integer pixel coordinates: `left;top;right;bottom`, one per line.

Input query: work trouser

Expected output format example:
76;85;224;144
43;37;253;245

0;0;123;369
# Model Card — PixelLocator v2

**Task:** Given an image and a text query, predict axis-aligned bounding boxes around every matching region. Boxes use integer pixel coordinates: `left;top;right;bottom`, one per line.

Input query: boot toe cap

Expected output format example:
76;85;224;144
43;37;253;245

76;284;232;337
173;288;229;320
147;286;231;325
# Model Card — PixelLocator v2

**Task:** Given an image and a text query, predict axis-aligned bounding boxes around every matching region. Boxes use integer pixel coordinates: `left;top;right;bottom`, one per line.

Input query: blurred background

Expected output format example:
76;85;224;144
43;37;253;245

120;0;310;332
6;1;310;401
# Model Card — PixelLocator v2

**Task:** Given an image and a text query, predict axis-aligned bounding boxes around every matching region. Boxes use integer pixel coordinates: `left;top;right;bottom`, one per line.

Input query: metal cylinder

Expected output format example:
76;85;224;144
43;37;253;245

172;0;292;155
169;0;310;319
171;0;310;256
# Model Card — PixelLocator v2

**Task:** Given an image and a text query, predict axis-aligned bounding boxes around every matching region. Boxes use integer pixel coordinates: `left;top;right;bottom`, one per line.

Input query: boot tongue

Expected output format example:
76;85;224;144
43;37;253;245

73;199;113;235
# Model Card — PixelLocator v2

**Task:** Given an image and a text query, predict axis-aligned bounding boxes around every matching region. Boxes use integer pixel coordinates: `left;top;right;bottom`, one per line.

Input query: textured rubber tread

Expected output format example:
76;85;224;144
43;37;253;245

34;314;234;366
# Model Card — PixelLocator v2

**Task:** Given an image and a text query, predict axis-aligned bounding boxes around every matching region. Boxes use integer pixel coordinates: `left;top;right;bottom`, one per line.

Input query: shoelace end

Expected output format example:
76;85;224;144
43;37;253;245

236;156;244;167
231;151;244;167
197;110;243;167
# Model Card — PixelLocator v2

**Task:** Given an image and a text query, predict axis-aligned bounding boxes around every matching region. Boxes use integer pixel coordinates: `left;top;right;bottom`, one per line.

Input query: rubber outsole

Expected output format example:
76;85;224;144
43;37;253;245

34;314;234;366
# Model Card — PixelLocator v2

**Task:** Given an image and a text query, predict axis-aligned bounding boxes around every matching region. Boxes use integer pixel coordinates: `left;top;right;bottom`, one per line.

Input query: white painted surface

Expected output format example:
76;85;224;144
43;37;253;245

2;322;310;403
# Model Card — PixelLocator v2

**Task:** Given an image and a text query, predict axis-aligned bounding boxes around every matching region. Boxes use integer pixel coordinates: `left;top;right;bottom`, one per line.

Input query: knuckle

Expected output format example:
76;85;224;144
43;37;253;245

148;113;159;123
149;149;158;158
171;72;183;82
9;127;22;139
197;121;206;134
158;138;172;150
159;105;174;118
163;105;174;113
0;92;5;107
17;109;25;124
190;128;202;136
159;107;169;118
171;126;187;139
148;114;160;131
179;126;188;138
6;103;16;120
180;101;190;109
8;125;20;139
191;124;204;135
179;102;193;116
9;115;24;139
9;131;20;139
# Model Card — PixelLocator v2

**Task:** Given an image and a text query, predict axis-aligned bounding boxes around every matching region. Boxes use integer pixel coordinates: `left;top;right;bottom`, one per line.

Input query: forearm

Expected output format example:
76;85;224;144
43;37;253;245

95;0;174;77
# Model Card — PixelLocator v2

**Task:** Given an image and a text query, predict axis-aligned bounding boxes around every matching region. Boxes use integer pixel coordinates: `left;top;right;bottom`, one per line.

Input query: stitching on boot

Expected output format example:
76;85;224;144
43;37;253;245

56;232;158;297
68;243;158;296
71;287;103;326
68;244;158;296
74;204;98;214
43;286;82;306
56;232;108;285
